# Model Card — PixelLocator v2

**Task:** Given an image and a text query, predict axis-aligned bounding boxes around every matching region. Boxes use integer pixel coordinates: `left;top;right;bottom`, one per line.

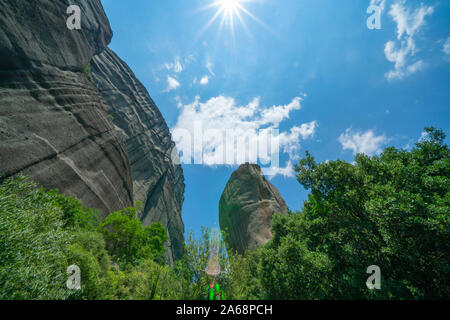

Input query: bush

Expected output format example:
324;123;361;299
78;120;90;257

0;175;74;300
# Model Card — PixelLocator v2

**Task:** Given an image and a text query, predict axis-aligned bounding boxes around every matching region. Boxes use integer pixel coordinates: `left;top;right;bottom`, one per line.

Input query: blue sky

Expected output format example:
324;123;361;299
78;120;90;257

101;0;450;237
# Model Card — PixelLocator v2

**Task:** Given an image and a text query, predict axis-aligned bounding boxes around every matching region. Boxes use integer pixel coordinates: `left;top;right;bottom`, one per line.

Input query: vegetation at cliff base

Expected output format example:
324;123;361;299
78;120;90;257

0;127;448;300
0;175;169;300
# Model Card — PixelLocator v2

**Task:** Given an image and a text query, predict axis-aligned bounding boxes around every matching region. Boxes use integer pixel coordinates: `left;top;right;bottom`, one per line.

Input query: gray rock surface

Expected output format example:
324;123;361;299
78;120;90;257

0;0;134;215
0;0;186;263
0;0;112;71
219;163;288;254
91;48;185;265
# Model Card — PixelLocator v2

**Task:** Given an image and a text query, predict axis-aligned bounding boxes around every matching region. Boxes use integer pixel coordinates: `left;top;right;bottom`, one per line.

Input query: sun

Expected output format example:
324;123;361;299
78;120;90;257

209;0;247;26
197;0;267;45
218;0;242;19
200;0;261;34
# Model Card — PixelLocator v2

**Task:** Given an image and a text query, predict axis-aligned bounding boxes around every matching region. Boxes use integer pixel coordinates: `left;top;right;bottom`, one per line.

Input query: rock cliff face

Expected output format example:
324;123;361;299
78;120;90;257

219;163;288;254
0;0;112;71
0;0;186;263
0;0;134;214
90;48;185;264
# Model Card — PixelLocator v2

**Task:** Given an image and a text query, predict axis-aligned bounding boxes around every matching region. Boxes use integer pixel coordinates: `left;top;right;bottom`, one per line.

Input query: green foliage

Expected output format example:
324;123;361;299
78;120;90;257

255;127;449;299
82;62;93;83
173;227;260;300
0;175;73;299
106;258;183;300
99;208;167;267
173;227;221;300
66;231;111;299
0;175;170;300
47;189;102;230
134;200;144;213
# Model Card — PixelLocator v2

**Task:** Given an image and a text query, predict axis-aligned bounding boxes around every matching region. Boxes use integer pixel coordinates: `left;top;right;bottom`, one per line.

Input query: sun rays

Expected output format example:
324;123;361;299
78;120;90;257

198;0;267;41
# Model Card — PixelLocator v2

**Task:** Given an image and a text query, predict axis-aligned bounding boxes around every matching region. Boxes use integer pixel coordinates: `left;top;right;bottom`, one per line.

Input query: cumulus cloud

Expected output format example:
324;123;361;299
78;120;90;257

384;1;434;80
264;161;296;178
171;95;317;177
165;76;180;92
200;76;209;85
338;129;388;156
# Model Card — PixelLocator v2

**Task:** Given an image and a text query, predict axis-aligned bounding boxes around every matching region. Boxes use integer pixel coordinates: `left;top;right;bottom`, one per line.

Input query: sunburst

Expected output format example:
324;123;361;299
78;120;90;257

199;0;265;38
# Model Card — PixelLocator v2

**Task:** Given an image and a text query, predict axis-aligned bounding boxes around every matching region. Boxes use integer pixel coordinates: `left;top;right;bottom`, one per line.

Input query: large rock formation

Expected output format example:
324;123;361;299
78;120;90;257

90;48;185;264
0;0;186;263
0;0;133;214
219;163;288;254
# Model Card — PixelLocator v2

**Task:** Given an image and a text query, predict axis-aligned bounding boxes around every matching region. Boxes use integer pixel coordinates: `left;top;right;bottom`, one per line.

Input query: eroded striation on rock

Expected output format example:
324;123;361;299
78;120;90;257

219;163;288;255
0;0;134;215
0;0;112;71
90;48;185;264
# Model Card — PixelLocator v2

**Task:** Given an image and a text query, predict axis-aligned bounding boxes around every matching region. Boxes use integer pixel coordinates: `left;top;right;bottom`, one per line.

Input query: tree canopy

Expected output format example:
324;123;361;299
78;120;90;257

256;127;449;299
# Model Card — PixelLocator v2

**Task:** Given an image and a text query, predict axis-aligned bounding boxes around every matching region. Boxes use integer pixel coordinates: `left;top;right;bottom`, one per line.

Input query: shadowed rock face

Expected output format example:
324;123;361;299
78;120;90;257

0;0;134;215
90;48;185;265
219;163;288;255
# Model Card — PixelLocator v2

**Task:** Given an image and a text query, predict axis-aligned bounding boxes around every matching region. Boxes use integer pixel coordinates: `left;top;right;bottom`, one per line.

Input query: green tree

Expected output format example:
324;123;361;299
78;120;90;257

256;127;449;299
99;208;167;267
66;231;112;299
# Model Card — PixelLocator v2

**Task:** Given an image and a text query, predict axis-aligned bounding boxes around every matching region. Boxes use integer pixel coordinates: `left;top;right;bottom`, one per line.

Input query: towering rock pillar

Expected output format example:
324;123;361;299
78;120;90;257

219;163;288;254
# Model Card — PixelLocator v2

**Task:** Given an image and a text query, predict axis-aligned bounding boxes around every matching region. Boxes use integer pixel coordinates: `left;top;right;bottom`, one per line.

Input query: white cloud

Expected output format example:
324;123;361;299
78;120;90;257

406;60;424;74
384;1;434;80
165;57;183;73
339;128;388;156
172;95;317;177
206;60;215;76
258;97;301;127
165;76;180;92
200;76;209;85
263;161;295;178
443;37;450;55
390;2;433;40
